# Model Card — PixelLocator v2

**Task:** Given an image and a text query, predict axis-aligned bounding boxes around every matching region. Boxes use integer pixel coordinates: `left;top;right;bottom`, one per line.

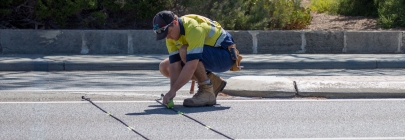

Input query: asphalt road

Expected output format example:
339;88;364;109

1;99;405;139
1;69;405;139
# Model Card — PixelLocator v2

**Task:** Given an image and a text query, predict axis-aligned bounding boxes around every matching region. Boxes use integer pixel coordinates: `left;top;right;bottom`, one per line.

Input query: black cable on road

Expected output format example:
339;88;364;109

156;95;234;140
81;96;149;140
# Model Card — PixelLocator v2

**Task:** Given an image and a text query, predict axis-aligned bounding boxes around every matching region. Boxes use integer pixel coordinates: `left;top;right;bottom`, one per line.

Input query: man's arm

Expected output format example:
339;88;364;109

163;59;198;104
170;44;189;88
180;44;188;63
169;59;198;93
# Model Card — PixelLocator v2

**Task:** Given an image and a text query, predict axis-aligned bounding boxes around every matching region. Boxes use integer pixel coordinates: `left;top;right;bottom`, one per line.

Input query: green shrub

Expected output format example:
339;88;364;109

0;0;13;16
167;0;265;30
35;0;98;27
90;11;106;23
171;0;311;30
309;0;377;17
34;0;166;28
101;0;166;19
0;0;26;16
337;0;377;17
1;0;313;30
309;0;339;14
375;0;405;28
208;0;259;30
268;0;312;30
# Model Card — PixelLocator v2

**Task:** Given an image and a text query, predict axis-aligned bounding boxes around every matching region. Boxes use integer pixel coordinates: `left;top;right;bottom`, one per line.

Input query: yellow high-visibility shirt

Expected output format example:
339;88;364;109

166;14;227;63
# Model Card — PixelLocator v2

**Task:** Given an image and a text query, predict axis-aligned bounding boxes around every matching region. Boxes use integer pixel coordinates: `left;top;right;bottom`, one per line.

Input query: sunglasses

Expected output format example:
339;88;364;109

153;21;173;34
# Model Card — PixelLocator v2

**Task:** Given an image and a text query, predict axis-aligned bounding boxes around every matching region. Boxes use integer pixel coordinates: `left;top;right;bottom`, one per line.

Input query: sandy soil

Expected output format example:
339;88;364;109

301;0;404;31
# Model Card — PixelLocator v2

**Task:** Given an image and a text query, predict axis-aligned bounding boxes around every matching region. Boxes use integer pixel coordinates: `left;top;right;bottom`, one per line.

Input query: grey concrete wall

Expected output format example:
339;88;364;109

131;30;166;54
0;29;404;54
346;31;400;53
305;31;344;53
257;31;302;54
231;31;253;54
83;30;127;54
0;30;2;54
398;32;405;53
1;30;82;54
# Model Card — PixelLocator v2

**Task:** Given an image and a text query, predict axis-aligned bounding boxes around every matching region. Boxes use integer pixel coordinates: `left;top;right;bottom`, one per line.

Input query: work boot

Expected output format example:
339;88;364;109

207;72;227;97
183;84;216;107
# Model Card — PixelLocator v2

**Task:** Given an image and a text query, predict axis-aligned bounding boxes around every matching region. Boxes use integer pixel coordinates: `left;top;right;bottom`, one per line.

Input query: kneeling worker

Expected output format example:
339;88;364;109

153;10;241;107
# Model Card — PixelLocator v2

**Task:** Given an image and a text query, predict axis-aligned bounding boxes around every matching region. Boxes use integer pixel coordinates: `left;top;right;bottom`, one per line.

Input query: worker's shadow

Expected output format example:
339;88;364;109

126;104;230;116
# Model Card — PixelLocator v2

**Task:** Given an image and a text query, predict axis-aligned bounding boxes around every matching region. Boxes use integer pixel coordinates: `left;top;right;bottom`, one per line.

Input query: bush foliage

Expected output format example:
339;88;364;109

310;0;405;28
172;0;311;30
375;0;405;28
2;0;404;29
309;0;338;14
0;0;312;30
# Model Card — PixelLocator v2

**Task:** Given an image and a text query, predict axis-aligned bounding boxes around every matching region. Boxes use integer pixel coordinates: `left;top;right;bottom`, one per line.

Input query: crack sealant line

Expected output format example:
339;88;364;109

63;61;66;70
376;60;378;68
155;94;234;140
81;96;149;140
293;81;299;95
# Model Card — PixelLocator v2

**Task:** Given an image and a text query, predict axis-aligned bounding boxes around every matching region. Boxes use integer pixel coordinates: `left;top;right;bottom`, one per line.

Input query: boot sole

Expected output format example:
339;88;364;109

215;81;227;97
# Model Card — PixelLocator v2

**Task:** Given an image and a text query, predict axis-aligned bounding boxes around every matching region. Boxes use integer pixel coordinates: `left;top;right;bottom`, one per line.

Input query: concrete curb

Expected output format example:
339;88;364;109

2;54;405;71
222;76;296;98
222;76;405;98
294;76;405;98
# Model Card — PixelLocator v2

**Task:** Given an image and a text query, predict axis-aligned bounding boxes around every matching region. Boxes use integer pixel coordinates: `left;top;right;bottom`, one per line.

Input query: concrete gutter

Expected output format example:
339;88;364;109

222;76;405;98
0;54;165;71
1;54;405;71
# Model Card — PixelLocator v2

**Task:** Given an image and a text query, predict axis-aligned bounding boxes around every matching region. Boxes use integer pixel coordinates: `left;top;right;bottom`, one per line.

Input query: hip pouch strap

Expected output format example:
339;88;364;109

228;44;243;71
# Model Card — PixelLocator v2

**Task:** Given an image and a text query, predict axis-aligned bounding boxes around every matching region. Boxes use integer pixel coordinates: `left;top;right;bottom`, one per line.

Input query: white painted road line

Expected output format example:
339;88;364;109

267;137;405;140
1;98;405;104
0;89;189;92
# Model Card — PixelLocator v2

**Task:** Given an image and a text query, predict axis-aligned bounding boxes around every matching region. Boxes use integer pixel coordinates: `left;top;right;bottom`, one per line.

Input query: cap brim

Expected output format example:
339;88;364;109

156;31;168;40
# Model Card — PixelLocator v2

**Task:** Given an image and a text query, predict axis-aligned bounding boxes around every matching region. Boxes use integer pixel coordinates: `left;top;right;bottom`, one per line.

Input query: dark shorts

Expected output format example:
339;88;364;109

201;46;234;72
182;30;235;73
202;30;235;72
181;46;234;73
181;46;235;72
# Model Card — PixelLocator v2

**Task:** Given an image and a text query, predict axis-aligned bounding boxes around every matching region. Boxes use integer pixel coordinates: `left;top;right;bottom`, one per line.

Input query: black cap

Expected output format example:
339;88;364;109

153;10;175;40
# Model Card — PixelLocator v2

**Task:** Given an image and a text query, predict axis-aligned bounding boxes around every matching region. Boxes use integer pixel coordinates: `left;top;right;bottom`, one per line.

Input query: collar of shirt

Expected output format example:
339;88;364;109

179;18;185;35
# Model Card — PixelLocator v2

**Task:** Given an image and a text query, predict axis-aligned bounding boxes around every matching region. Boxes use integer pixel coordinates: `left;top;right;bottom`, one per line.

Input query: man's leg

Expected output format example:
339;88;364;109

183;61;216;107
202;30;236;97
159;58;170;78
160;58;215;107
159;58;198;81
201;46;234;97
159;51;230;97
157;44;186;79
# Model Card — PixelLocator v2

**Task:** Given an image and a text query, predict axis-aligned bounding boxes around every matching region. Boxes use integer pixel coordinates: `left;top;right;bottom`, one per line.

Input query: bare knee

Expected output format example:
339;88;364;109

159;58;170;78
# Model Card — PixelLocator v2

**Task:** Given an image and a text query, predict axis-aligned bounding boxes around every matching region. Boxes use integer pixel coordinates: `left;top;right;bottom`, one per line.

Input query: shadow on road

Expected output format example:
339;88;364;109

126;104;231;115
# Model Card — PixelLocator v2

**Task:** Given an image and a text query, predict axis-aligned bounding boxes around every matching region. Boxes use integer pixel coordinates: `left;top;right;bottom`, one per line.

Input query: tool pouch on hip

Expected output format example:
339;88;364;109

228;44;242;71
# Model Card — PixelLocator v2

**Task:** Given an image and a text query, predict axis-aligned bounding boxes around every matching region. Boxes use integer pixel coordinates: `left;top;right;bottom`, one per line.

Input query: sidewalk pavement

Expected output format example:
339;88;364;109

1;54;405;71
1;54;405;98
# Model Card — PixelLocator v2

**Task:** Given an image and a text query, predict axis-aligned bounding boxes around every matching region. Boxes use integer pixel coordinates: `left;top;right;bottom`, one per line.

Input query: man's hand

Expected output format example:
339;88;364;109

163;90;176;105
